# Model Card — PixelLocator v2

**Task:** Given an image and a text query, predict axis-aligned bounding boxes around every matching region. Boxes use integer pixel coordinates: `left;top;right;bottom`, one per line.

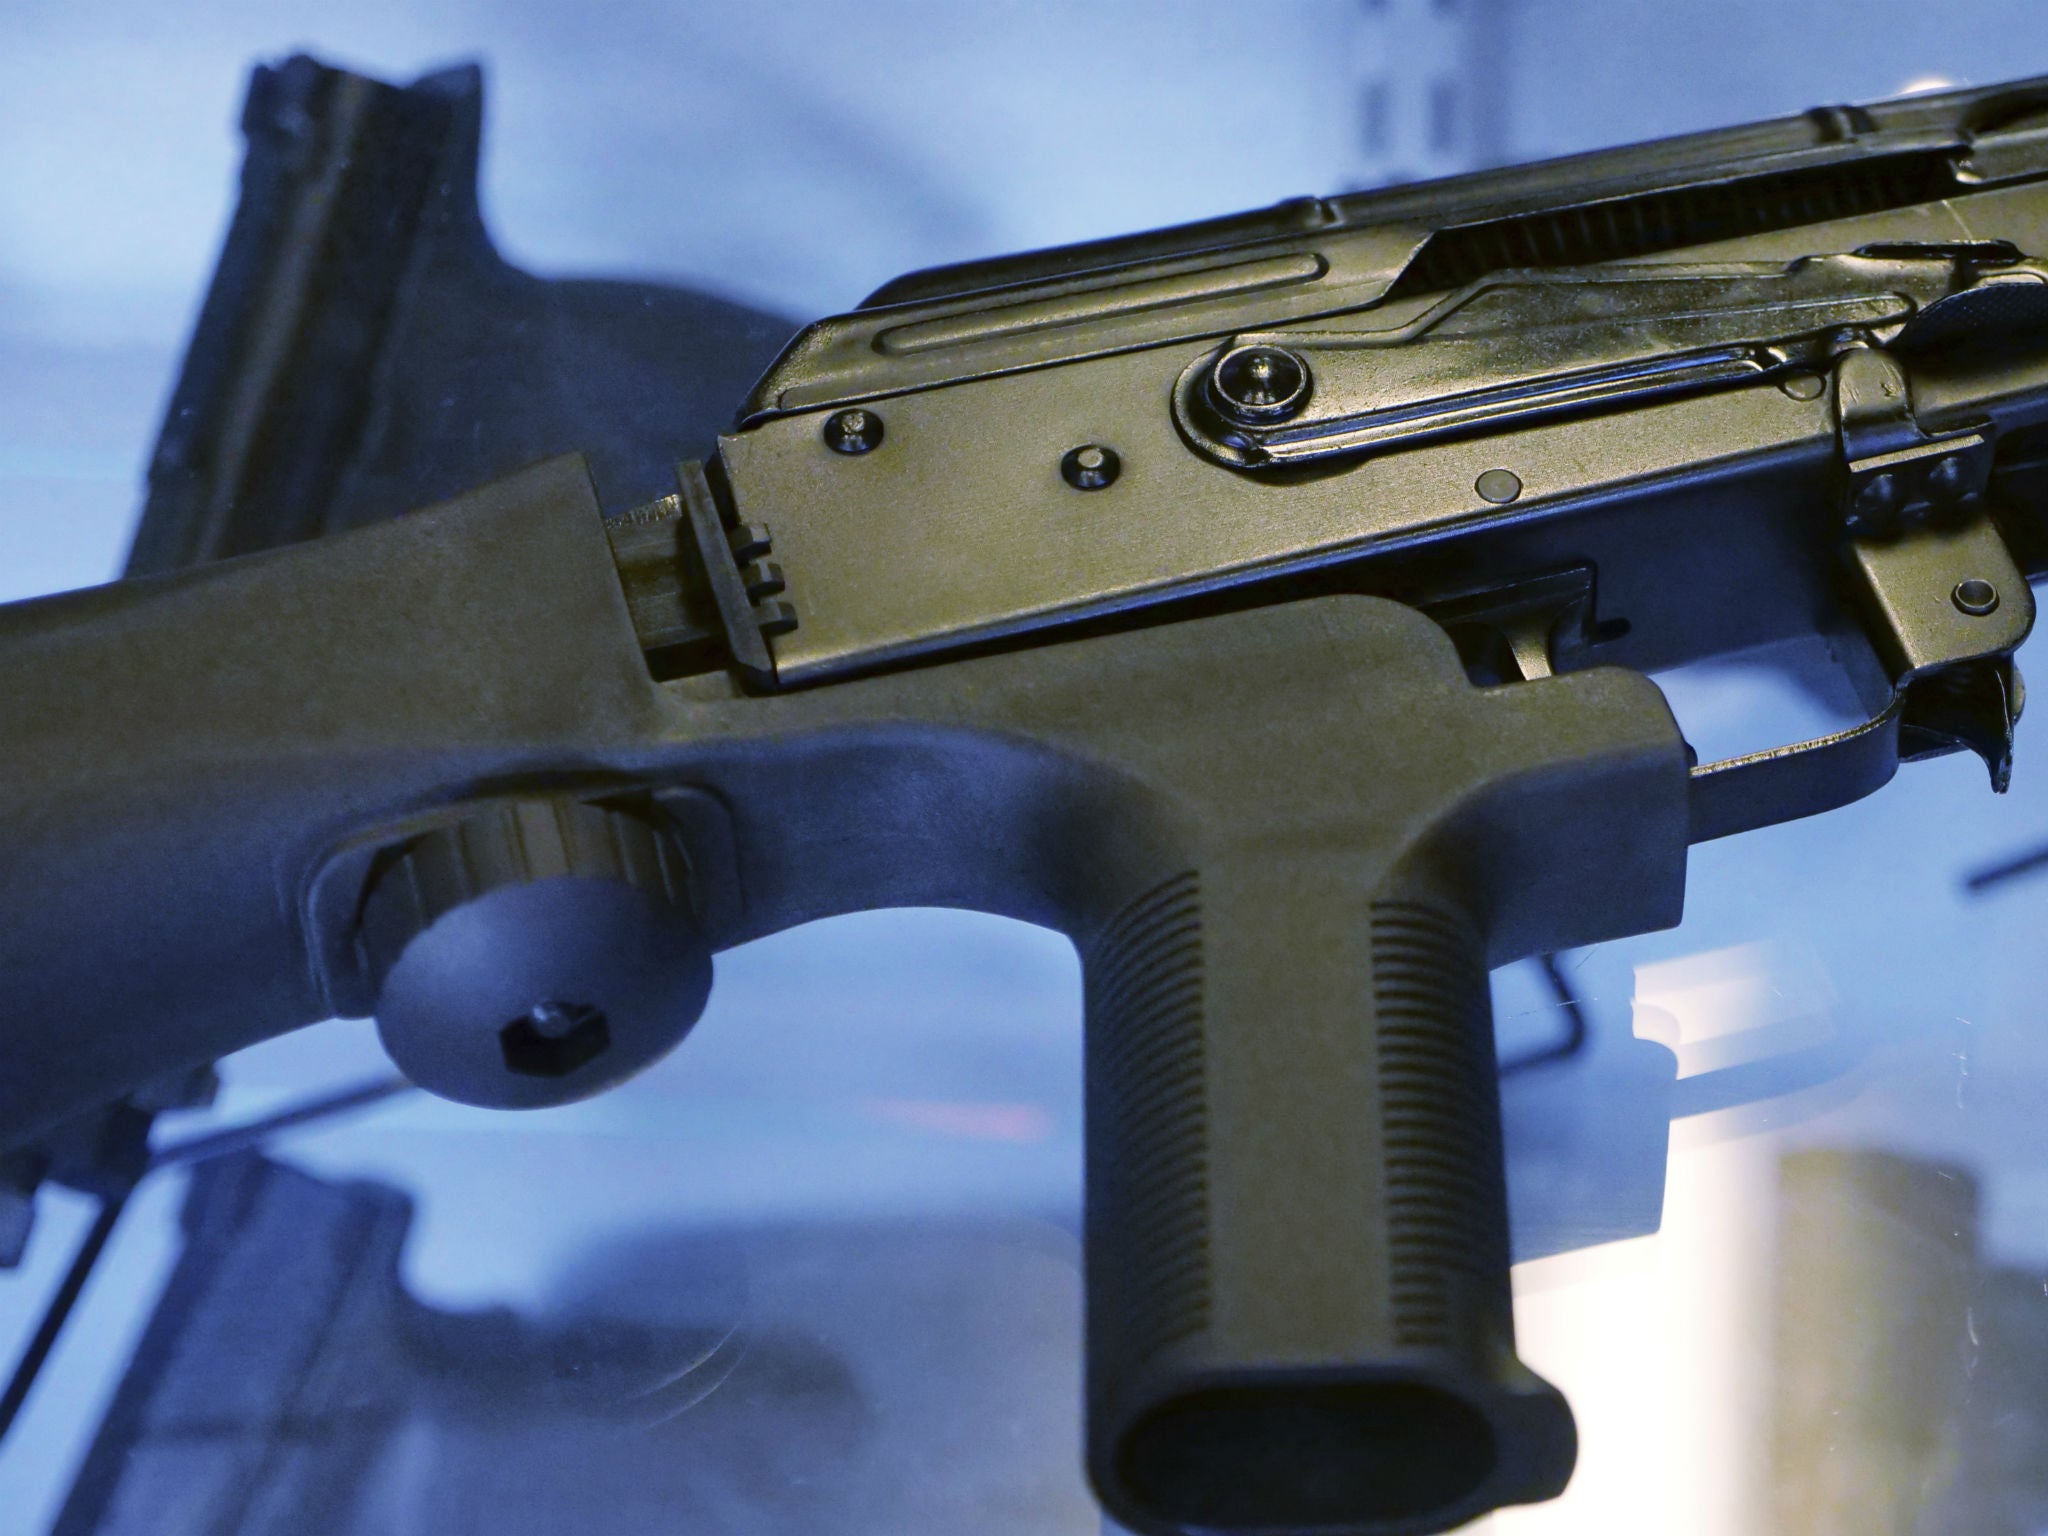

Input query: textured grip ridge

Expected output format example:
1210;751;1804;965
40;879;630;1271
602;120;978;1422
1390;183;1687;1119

1371;900;1512;1350
1085;871;1210;1366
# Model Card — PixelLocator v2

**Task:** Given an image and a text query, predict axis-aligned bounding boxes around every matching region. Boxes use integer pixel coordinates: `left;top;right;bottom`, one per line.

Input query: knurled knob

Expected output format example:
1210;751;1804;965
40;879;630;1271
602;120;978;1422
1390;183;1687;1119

359;796;713;1108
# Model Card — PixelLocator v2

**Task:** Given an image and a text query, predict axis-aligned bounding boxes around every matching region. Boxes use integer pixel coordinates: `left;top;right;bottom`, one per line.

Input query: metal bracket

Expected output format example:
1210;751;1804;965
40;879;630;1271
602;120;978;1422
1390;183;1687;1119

1690;342;2035;840
1824;344;2031;790
1833;344;1994;535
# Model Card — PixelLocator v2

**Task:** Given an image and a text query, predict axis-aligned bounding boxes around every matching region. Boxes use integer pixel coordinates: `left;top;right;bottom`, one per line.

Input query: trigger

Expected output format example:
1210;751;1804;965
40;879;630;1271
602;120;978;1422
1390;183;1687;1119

1423;565;1615;685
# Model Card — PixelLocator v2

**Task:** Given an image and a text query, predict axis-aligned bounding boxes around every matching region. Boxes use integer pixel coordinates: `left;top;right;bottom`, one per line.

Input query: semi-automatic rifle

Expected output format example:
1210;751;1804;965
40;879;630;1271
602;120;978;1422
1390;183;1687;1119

8;60;2048;1536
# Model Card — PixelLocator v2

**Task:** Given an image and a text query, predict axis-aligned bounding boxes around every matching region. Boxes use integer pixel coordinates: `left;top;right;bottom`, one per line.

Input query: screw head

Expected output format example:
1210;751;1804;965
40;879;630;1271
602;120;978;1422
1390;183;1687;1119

1954;578;2000;616
1474;469;1523;505
500;1000;611;1077
1061;443;1122;490
823;408;884;455
1209;345;1311;424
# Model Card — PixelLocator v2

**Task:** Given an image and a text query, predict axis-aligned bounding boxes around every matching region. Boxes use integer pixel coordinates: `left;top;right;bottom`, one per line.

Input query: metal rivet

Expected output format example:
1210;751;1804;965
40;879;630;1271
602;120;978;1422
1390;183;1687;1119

1852;472;1901;520
1061;443;1121;490
1954;578;2000;616
1475;469;1523;505
1925;455;1970;507
823;408;884;455
1209;345;1311;423
1777;371;1827;401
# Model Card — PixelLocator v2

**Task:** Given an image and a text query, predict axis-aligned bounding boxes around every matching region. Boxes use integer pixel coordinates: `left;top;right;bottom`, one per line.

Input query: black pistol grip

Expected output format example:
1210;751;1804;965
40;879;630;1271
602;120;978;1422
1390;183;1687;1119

1084;857;1565;1536
1046;601;1690;1536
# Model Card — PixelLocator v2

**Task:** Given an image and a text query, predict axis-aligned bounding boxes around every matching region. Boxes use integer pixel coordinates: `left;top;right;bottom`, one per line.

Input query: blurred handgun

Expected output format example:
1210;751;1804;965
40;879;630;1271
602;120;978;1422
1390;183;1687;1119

8;63;2048;1536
